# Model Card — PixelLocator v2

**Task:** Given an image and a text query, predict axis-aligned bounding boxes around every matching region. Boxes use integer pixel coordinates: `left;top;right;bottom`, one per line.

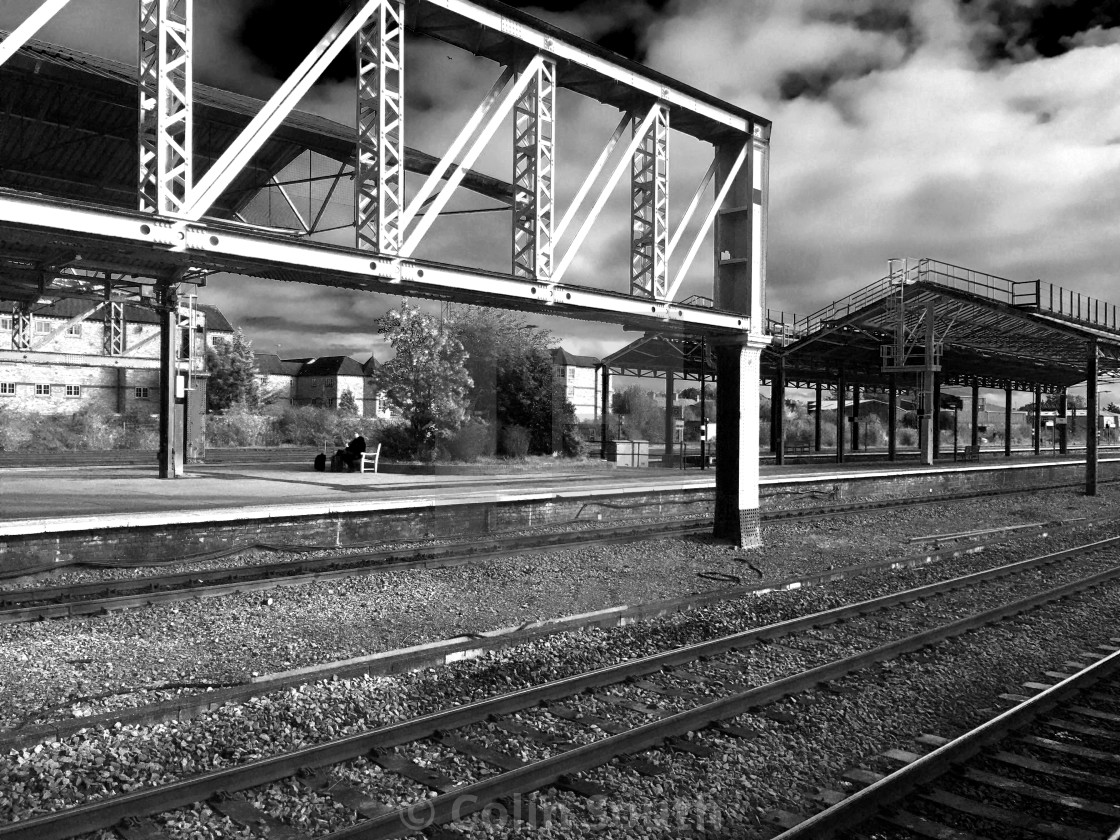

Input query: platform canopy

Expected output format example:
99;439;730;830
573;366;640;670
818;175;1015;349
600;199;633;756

765;259;1120;393
0;35;512;304
602;333;717;380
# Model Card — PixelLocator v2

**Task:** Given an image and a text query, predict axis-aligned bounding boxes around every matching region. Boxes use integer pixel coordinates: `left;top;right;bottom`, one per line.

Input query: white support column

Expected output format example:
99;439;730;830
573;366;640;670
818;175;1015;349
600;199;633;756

712;127;769;548
630;103;669;299
138;0;192;215
512;56;556;280
356;0;404;254
713;336;770;548
12;306;32;352
105;300;126;356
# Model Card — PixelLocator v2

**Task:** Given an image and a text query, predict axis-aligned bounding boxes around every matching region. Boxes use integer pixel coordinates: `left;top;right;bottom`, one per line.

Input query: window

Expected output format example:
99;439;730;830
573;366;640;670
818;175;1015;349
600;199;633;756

66;323;82;337
0;315;10;331
135;387;150;399
567;368;575;380
35;384;51;396
0;383;14;396
34;320;51;334
65;385;81;398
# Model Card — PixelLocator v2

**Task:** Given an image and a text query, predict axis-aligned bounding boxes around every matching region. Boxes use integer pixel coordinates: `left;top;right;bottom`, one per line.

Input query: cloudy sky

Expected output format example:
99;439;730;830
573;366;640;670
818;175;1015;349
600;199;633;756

3;0;1120;367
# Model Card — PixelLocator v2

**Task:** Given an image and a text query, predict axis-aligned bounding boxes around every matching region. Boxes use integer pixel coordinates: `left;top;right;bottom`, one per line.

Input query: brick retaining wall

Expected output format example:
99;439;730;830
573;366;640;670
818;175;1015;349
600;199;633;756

0;460;1113;577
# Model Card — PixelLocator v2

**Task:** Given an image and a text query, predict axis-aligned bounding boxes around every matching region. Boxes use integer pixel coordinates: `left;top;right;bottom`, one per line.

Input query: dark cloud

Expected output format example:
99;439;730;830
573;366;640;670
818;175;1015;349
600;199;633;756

239;0;354;82
962;0;1120;62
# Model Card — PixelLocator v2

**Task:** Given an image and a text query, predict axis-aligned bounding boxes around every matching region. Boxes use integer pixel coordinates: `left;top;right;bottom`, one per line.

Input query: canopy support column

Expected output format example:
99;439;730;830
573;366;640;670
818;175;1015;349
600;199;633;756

888;374;897;461
1004;385;1013;457
664;370;675;459
971;379;980;449
1059;389;1068;454
851;382;861;452
1033;384;1042;455
157;282;181;478
713;337;769;548
814;382;822;452
773;357;785;465
836;369;846;464
933;373;942;460
599;365;610;461
1087;340;1098;495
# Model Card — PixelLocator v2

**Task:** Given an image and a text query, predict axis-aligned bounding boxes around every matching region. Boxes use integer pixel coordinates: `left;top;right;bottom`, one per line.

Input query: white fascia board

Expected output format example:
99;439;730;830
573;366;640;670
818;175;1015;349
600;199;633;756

0;193;755;334
427;0;753;138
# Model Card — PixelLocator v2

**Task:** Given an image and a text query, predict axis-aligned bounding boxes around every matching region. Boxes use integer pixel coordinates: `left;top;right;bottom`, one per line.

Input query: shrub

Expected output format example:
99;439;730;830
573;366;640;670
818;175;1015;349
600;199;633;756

500;425;531;459
375;423;415;461
560;425;585;458
446;421;493;462
897;428;917;447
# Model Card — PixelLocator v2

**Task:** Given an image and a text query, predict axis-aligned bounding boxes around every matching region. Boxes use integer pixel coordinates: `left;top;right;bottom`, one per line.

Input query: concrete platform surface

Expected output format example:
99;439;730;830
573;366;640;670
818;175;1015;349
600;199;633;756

0;452;1103;536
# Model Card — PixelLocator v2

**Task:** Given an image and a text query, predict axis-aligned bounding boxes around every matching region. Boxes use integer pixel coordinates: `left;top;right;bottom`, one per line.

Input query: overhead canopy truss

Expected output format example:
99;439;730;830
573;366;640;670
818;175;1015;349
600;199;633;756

602;333;715;381
0;0;770;337
765;259;1120;393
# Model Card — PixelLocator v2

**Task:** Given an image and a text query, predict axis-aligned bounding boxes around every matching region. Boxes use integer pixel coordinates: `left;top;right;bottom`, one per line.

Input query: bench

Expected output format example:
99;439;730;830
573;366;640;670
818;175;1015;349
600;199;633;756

786;443;811;455
960;445;980;462
359;442;381;473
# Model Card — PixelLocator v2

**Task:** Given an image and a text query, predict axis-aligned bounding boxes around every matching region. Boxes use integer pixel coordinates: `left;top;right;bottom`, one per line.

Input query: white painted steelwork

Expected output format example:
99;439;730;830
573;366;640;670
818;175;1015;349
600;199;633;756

138;0;192;215
512;57;555;280
356;0;404;253
630;104;669;299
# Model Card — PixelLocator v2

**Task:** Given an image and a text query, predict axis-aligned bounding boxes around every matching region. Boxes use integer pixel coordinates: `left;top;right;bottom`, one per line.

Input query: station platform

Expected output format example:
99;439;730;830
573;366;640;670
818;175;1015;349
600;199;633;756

1;451;1115;576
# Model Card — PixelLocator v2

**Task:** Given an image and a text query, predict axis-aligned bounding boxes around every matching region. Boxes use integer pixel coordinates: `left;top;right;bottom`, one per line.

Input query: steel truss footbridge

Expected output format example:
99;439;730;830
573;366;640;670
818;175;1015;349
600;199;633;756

0;0;772;546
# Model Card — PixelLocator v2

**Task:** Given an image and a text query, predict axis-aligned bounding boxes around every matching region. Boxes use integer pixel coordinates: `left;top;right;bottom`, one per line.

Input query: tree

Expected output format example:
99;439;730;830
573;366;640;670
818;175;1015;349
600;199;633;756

206;328;259;412
611;385;664;442
372;302;472;458
449;305;569;455
338;389;359;414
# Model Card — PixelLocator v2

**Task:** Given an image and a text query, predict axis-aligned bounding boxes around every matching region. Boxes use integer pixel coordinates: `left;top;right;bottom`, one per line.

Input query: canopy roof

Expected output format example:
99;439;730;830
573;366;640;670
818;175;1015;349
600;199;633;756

602;333;715;380
0;35;513;221
765;259;1120;393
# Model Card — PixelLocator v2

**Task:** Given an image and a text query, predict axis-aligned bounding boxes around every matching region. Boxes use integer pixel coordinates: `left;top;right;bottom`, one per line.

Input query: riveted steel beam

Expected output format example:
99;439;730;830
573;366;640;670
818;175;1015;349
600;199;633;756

630;104;668;299
138;0;192;215
512;56;555;280
356;0;404;254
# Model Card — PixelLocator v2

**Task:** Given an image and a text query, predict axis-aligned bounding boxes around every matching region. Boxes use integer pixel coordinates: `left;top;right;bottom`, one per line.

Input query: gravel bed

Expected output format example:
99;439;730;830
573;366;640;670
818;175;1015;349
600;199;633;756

2;487;1114;734
1;488;1118;832
1;512;1117;828
468;580;1120;840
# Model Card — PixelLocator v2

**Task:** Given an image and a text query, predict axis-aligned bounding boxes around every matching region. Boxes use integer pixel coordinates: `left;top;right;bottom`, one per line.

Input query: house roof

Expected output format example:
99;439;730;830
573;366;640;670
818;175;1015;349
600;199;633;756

287;356;366;377
552;347;601;368
254;353;286;375
0;297;233;331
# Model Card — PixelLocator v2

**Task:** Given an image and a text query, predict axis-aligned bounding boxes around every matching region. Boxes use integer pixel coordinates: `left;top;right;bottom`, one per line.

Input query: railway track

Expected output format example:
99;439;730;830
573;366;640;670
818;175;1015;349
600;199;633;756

0;489;1096;625
5;536;1120;840
774;643;1120;840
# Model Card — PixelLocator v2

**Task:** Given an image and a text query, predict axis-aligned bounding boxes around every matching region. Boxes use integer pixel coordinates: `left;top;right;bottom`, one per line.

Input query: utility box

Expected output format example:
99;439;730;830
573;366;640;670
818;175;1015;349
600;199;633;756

607;439;649;467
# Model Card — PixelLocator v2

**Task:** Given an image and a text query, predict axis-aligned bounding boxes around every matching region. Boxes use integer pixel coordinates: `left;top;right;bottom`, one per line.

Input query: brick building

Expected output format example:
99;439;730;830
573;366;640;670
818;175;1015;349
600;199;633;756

254;353;390;418
551;347;608;421
0;299;233;415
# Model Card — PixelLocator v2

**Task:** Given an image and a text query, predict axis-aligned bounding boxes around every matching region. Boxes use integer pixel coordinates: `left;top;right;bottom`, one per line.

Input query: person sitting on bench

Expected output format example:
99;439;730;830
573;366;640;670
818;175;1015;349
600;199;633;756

332;435;366;472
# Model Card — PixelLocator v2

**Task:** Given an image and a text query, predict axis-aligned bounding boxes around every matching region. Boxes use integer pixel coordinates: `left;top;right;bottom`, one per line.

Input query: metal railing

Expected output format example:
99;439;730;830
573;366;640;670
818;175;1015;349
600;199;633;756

766;258;1120;343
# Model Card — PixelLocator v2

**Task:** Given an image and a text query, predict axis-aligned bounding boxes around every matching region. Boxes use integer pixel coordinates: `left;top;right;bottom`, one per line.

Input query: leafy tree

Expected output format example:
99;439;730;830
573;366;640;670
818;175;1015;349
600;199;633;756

449;305;573;455
611;385;665;443
206;328;259;412
338;389;359;414
372;302;472;459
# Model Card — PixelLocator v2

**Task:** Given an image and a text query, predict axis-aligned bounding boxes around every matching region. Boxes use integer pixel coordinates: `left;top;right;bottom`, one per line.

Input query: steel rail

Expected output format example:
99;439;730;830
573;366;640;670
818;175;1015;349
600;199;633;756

323;562;1120;840
0;520;712;622
5;537;1120;840
772;645;1120;840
